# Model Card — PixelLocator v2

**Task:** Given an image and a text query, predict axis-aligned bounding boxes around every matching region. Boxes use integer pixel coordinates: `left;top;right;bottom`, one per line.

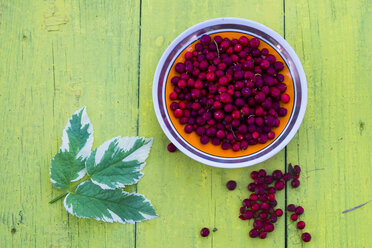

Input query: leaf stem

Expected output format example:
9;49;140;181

49;176;89;204
49;192;68;204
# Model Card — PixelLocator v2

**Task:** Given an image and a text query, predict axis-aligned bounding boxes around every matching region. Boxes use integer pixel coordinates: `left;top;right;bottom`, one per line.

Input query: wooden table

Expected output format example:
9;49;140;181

1;0;371;247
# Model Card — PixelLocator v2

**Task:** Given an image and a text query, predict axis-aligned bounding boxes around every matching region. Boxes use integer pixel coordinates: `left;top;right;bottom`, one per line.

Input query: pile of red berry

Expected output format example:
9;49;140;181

238;164;311;242
169;34;290;151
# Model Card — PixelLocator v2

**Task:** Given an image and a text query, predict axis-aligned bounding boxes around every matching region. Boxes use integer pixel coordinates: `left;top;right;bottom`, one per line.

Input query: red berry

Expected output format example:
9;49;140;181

244;210;254;220
281;94;290;103
253;219;263;229
272;170;283;180
287;204;296;212
200;227;210;237
249;229;259;238
260;202;270;211
258;169;267;177
295;206;304;215
167;143;177;152
250;171;259;179
268;187;276;194
293;165;301;175
297;221;306;229
275;180;285;190
267;193;276;202
249;193;258;201
174;109;183;118
290;214;298;221
251;203;260;212
259;212;268;220
242;199;251;208
301;232;311;242
275;209;283;217
269;214;278;223
259;231;267;239
226;180;237;190
283;173;291;181
291;179;300;188
264;223;274;232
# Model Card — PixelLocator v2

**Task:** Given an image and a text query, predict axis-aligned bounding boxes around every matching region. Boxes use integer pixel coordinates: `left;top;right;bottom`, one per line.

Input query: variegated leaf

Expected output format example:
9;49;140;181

86;136;153;190
50;106;93;188
64;181;158;224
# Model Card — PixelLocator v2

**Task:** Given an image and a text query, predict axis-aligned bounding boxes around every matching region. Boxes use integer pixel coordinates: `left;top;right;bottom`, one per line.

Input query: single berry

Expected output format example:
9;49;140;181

226;180;237;190
250;193;258;201
291;179;300;188
295;206;304;215
268;187;276;194
290;214;298;221
283;173;291;181
267;193;276;202
301;232;311;242
260;202;270;211
264;223;274;232
249;229;259;238
258;169;267;177
287;204;296;212
248;183;256;192
297;221;306;229
269;215;278;223
293;165;301;175
167;143;177;152
242;199;251;208
253;219;263;230
275;209;283;217
244;210;254;220
251;203;260;212
259;231;267;239
259;212;268;220
200;227;210;237
272;170;283;180
250;171;259;179
275;180;285;190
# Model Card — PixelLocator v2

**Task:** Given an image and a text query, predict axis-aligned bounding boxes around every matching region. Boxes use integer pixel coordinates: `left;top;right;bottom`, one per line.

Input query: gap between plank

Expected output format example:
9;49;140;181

135;0;143;247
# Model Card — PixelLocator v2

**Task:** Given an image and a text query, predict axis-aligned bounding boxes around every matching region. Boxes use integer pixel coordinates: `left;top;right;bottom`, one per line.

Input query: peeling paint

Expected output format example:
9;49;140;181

44;3;69;31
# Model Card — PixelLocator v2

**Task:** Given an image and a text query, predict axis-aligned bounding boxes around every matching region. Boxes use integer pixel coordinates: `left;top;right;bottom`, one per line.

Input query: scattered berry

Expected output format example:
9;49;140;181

290;214;298;221
200;228;210;237
291;179;300;188
301;232;311;242
249;229;259;238
259;231;267;239
226;180;237;190
295;206;304;215
297;221;306;230
275;209;283;217
293;165;301;175
287;204;296;212
167;142;177;152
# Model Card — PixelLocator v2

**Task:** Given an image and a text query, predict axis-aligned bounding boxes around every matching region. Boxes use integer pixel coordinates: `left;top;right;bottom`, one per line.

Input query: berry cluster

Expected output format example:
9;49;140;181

169;34;290;151
240;168;290;239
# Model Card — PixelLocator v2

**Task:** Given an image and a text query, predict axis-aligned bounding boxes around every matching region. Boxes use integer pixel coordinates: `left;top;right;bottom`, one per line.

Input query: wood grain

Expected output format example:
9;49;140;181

0;0;371;247
285;0;372;247
0;0;140;247
137;1;285;248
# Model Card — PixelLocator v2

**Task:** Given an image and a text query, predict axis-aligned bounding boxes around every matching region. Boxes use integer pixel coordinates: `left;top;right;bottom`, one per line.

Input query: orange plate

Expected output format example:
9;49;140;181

165;32;294;158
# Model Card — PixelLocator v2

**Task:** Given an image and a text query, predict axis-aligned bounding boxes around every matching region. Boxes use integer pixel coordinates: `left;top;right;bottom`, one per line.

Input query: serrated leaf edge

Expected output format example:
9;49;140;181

88;136;152;189
61;106;94;160
63;181;158;224
49;106;93;186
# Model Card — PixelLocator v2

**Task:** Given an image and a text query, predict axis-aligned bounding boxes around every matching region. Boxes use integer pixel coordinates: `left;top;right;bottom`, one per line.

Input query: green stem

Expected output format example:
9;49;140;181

49;176;89;204
49;192;68;204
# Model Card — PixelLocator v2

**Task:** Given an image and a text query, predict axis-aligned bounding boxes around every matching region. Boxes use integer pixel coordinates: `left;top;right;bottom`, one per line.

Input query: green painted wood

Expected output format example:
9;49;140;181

0;0;140;247
0;0;371;247
285;0;372;247
137;1;285;248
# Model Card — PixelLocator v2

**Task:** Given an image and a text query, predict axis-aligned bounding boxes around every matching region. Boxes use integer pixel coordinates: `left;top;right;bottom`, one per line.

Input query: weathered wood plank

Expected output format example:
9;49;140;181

137;1;285;247
285;0;372;247
0;0;140;247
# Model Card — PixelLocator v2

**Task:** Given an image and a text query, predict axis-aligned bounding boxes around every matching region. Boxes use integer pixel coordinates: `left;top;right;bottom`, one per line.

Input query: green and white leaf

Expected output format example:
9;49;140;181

86;136;153;190
50;106;93;188
64;181;158;224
